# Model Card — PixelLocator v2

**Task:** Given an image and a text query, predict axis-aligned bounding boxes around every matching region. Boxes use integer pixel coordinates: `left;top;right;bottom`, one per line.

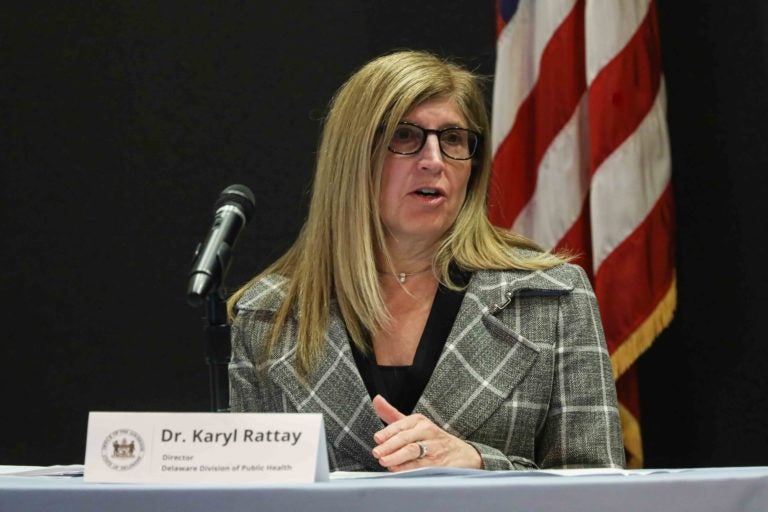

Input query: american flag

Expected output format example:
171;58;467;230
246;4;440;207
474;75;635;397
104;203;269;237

490;0;675;467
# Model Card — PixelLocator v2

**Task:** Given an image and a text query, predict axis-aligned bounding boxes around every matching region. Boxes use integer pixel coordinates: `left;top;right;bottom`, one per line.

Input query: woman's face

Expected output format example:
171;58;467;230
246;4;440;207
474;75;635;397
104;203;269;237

379;97;472;251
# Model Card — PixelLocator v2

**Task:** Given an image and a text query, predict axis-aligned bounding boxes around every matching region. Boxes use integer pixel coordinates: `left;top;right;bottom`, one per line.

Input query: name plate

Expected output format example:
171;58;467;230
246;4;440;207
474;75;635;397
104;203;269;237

84;412;329;483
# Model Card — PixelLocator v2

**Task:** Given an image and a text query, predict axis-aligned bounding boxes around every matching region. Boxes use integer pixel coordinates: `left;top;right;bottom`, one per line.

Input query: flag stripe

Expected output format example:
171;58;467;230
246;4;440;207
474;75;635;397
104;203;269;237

490;0;585;228
585;0;651;84
595;185;675;353
553;199;593;278
591;83;671;271
492;0;577;157
511;96;589;252
587;0;661;177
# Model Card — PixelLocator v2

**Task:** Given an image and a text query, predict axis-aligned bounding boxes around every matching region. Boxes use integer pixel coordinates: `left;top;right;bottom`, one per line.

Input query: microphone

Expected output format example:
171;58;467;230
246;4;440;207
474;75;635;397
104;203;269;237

187;184;256;307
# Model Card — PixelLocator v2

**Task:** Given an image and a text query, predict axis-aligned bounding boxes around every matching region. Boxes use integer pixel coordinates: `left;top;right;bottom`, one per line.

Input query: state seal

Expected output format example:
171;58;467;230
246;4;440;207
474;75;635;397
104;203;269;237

101;429;145;471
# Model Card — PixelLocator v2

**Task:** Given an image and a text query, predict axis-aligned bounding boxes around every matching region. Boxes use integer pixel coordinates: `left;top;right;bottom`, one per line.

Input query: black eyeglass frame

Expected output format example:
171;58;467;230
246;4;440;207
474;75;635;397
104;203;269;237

386;121;482;161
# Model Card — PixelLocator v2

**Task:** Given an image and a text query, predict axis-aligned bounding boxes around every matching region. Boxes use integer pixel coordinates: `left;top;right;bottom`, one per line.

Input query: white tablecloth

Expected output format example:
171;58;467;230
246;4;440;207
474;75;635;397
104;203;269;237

1;466;767;512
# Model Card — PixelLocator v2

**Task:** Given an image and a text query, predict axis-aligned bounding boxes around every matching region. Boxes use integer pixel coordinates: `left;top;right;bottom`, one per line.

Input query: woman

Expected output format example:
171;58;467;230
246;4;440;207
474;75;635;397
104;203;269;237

228;50;624;471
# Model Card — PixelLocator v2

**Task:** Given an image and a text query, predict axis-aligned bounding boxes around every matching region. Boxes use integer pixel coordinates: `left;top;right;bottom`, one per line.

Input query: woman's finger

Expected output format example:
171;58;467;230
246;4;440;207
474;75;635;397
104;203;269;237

371;395;405;425
377;441;429;469
372;396;427;445
372;421;430;459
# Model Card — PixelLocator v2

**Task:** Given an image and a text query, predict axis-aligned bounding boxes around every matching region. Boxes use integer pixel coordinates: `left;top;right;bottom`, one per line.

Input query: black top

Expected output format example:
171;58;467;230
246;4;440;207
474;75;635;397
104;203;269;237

351;270;470;415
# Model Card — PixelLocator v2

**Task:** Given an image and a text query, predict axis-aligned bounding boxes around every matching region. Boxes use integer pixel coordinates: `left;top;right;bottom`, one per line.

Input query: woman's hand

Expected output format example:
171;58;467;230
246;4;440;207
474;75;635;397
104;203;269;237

370;395;483;471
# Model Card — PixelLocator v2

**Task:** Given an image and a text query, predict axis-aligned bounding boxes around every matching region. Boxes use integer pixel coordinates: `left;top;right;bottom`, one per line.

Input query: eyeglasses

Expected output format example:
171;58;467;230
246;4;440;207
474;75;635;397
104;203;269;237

387;122;481;161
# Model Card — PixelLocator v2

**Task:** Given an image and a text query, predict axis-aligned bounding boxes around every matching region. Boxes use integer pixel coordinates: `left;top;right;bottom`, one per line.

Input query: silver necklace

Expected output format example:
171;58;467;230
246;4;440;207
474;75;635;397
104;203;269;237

379;266;432;283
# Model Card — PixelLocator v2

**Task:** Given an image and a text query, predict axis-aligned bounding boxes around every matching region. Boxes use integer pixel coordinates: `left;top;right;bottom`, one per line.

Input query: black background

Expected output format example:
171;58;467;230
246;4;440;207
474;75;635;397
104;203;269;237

1;1;766;467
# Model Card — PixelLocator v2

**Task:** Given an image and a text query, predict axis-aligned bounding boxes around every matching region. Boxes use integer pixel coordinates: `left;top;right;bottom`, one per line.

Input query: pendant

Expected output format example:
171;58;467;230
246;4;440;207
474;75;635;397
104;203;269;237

398;272;406;283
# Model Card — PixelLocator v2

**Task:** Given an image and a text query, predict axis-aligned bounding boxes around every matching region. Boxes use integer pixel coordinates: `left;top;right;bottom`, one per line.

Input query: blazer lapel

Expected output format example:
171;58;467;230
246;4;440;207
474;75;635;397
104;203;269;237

267;304;382;468
415;268;573;439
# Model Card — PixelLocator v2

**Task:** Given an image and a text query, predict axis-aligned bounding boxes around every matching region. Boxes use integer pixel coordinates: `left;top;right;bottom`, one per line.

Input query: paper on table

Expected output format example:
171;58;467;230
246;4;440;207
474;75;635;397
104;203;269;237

331;467;486;479
330;467;688;479
0;465;85;477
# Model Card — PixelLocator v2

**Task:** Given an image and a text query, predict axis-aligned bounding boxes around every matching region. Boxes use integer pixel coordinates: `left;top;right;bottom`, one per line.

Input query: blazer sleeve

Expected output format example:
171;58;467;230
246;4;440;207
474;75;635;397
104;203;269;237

466;441;539;470
535;264;625;469
228;308;267;413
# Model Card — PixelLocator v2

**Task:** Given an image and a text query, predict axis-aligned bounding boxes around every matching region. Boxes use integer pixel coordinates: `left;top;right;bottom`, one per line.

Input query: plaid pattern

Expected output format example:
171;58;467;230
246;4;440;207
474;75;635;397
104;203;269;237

229;261;625;471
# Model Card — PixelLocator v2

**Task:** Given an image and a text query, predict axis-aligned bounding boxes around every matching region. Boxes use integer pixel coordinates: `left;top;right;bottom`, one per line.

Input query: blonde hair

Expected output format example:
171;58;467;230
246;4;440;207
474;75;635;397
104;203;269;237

228;50;564;375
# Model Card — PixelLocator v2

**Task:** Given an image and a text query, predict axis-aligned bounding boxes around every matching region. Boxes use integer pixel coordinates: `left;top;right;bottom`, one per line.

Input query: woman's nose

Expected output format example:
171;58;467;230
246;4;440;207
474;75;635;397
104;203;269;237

418;134;445;171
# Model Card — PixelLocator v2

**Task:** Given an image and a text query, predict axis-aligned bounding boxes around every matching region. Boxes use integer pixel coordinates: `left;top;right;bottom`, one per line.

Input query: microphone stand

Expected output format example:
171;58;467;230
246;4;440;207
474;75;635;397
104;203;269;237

187;184;256;413
202;288;231;412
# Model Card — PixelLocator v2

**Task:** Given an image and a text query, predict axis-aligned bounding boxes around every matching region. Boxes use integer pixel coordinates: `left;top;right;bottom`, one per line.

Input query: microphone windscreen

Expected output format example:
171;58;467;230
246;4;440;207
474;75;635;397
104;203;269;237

214;184;256;222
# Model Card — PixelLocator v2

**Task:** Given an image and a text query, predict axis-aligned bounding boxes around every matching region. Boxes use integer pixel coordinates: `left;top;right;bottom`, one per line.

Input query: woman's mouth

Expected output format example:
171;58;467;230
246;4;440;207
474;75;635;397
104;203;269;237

410;187;446;204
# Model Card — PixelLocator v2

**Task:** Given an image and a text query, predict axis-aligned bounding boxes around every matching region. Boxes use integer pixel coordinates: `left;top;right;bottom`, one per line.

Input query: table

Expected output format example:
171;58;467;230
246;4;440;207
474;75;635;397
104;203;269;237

1;466;767;512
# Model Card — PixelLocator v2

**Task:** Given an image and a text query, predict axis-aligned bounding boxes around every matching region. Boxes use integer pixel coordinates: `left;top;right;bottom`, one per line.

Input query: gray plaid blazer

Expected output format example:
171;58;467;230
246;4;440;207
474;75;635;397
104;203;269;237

229;262;625;471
